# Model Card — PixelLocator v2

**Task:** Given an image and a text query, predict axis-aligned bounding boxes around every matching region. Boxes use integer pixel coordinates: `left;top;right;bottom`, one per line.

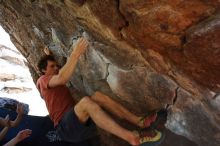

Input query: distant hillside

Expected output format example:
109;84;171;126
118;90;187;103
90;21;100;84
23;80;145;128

0;44;31;93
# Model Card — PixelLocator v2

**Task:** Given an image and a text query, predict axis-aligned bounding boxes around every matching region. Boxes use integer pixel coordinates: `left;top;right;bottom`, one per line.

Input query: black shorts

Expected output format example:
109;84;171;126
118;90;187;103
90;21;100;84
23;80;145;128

56;109;97;143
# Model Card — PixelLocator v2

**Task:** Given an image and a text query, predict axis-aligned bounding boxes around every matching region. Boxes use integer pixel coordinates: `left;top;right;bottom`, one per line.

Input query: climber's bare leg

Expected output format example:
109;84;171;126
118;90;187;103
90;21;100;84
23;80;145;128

74;96;139;145
91;91;142;127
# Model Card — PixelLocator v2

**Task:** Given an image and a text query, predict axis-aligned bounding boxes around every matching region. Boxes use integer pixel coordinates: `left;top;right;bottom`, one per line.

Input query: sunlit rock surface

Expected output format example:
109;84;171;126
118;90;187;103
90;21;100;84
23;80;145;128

0;1;219;146
0;45;31;93
0;44;48;116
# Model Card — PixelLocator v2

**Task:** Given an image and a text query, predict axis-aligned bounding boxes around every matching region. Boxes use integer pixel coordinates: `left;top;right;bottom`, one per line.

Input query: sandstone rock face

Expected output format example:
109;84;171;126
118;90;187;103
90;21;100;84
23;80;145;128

0;44;49;116
0;1;219;146
0;45;31;93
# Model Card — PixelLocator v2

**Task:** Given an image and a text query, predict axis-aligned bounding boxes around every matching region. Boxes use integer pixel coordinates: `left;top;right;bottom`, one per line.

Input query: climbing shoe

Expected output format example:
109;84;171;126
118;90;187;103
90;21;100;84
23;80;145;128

150;109;168;130
136;129;165;146
139;113;157;128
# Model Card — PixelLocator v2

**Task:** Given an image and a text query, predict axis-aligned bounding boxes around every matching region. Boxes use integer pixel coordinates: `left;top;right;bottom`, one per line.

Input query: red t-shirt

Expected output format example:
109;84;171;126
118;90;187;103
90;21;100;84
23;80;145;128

37;75;74;126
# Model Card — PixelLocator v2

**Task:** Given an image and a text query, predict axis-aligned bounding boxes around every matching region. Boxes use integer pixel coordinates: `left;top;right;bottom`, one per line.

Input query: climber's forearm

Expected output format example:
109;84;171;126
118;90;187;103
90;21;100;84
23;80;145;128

48;38;88;88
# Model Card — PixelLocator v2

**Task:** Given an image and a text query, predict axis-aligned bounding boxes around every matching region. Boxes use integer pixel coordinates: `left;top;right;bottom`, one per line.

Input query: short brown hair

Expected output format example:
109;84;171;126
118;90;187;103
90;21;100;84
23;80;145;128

37;55;56;74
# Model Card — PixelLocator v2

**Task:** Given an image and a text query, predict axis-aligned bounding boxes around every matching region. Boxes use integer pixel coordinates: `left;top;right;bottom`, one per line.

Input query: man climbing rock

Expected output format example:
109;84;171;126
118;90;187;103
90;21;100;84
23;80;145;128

37;37;164;146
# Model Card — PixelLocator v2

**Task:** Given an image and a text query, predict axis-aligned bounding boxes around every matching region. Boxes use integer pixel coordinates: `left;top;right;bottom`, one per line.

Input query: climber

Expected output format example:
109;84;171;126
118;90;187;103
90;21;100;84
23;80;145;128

37;37;164;146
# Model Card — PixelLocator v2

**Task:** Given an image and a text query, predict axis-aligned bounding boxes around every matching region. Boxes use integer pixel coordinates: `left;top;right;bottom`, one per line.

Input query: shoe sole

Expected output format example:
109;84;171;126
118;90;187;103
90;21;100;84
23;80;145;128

140;130;165;146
